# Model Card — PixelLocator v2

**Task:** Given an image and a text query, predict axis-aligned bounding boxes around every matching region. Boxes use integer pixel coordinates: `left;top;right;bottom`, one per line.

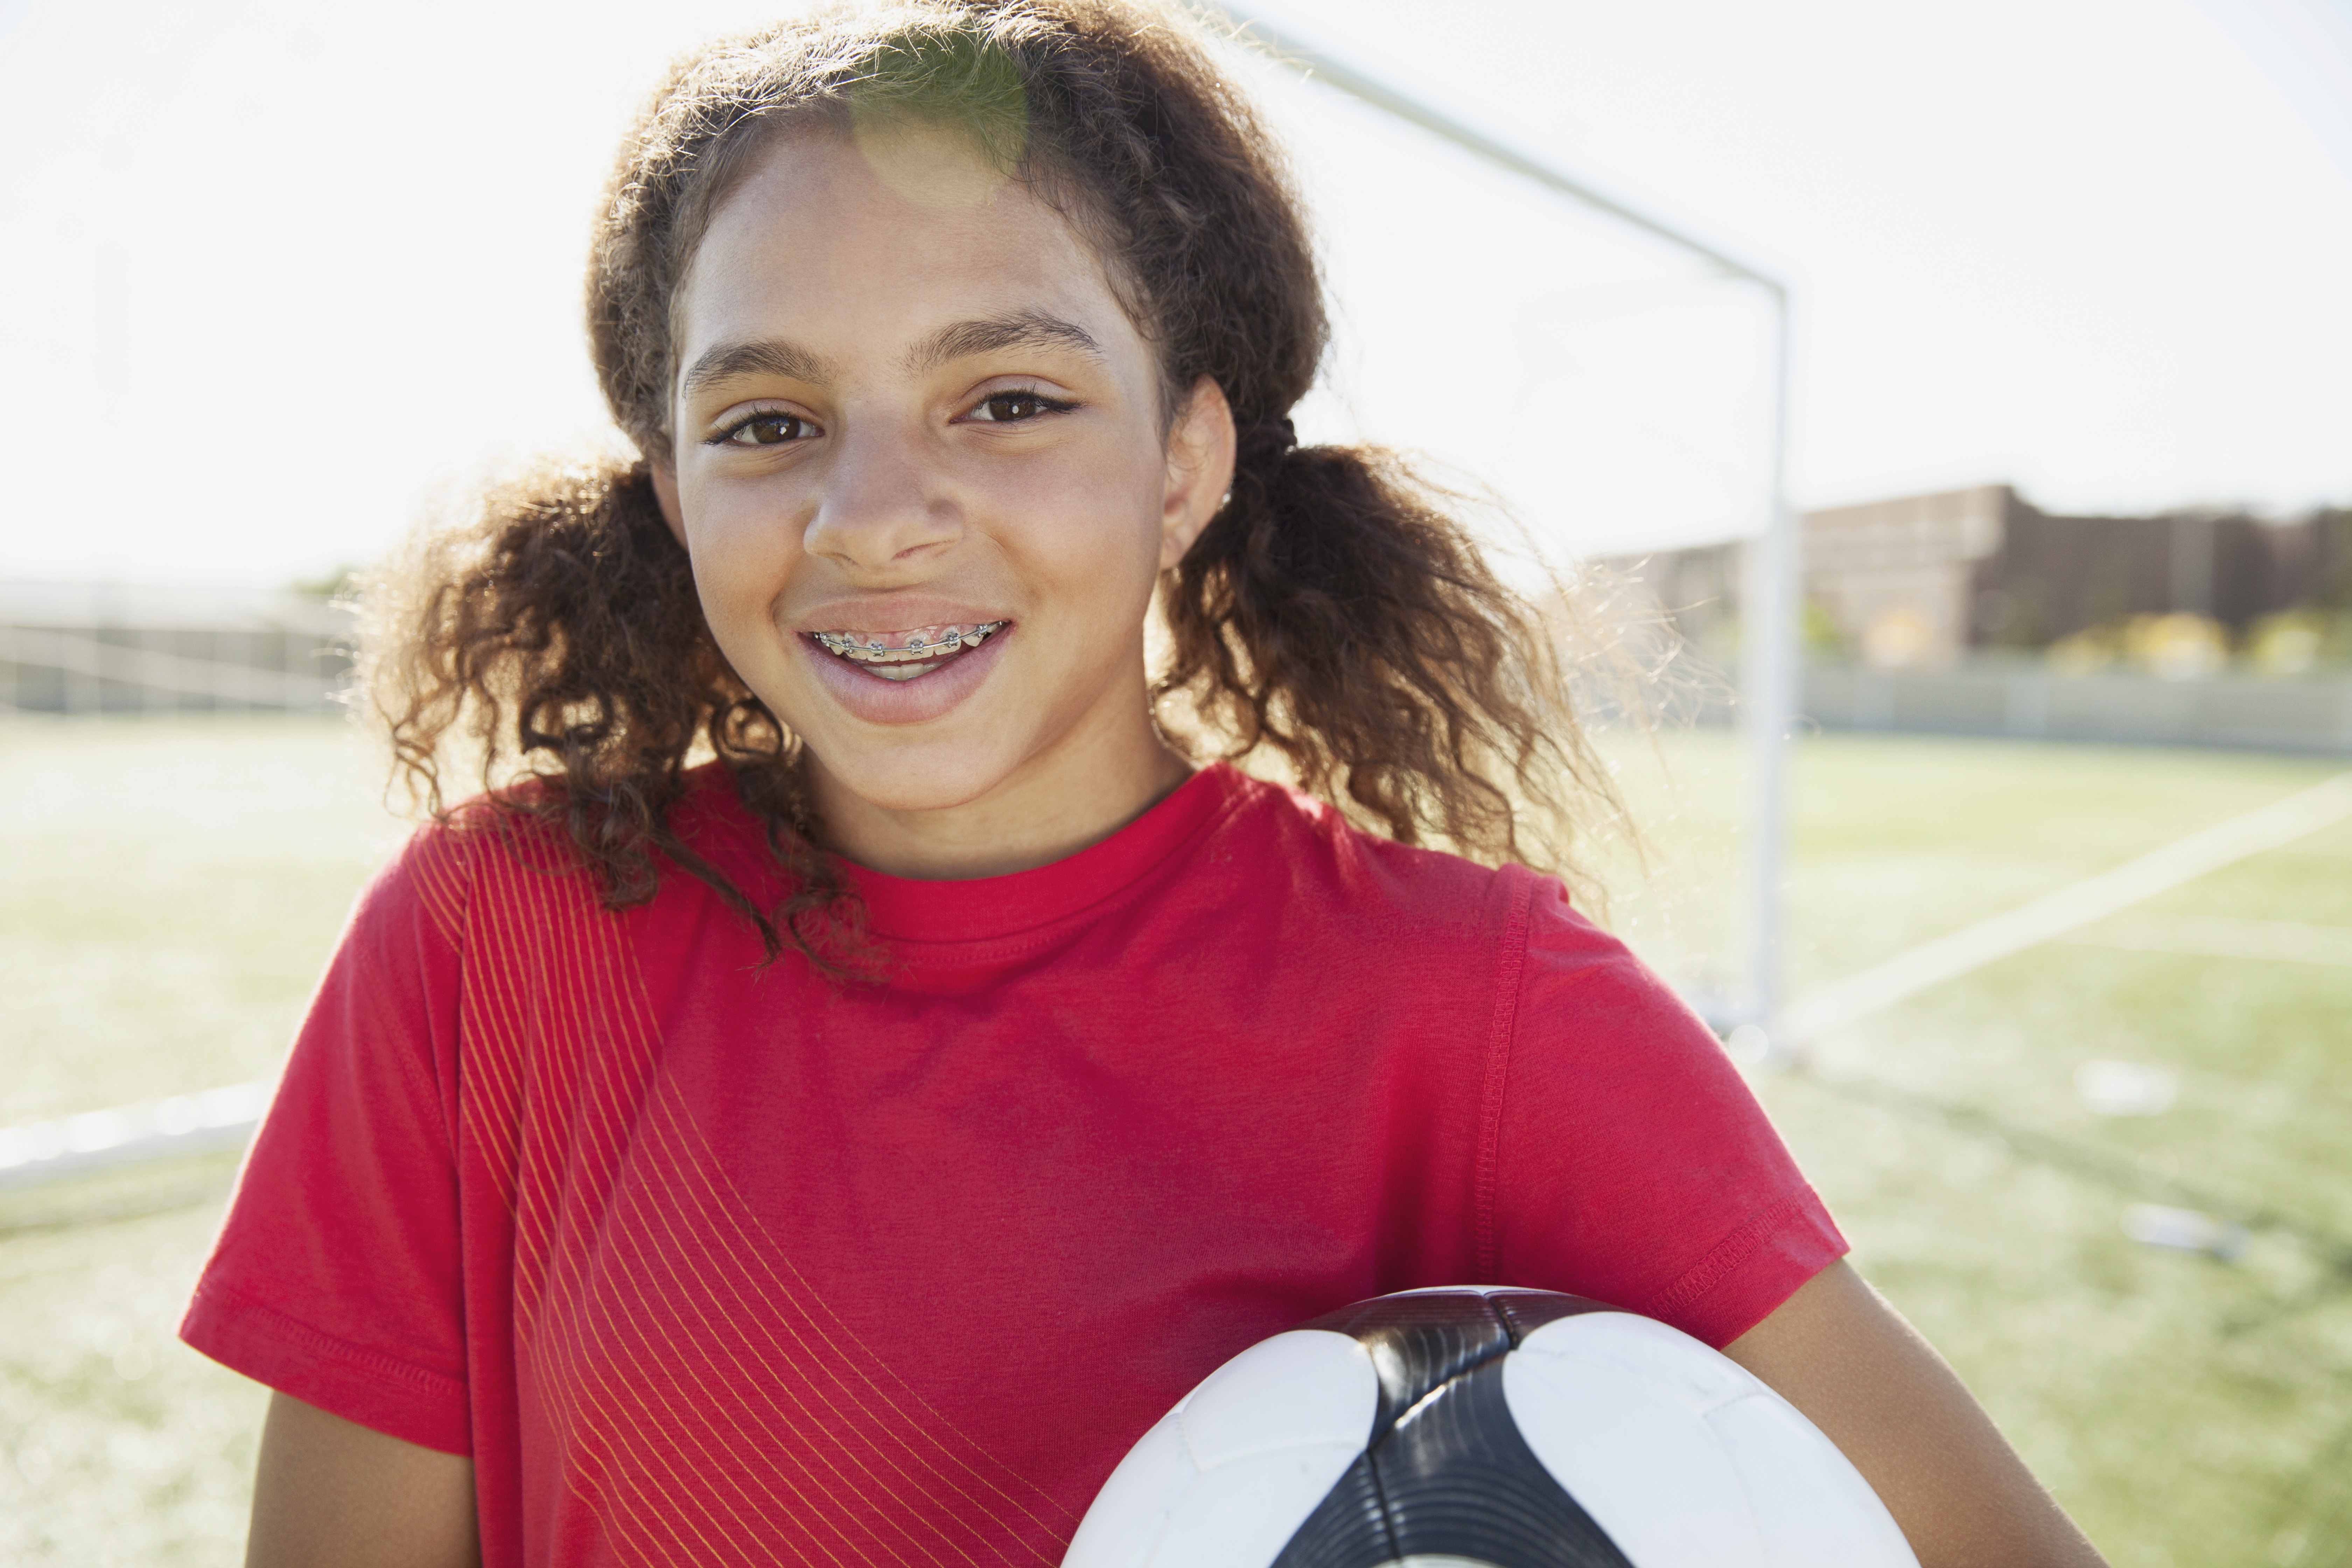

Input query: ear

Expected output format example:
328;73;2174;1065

1159;376;1235;572
650;460;687;548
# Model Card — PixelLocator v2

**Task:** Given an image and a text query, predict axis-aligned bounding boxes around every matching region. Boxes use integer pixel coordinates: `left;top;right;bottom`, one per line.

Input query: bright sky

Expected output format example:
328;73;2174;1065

1;0;2345;584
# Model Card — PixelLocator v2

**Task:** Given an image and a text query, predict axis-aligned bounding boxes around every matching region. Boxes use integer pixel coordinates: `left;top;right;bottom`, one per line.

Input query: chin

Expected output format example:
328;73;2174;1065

806;738;1028;819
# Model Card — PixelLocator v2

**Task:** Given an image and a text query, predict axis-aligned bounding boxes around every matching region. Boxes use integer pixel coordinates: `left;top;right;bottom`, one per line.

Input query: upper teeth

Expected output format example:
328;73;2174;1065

812;622;1006;663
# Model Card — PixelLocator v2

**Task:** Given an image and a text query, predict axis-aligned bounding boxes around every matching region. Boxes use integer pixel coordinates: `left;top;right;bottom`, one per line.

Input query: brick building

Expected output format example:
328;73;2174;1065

1605;486;2352;667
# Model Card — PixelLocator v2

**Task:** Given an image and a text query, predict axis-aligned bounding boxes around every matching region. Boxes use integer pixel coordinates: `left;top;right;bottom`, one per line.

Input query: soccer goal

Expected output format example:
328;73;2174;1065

0;4;1807;1200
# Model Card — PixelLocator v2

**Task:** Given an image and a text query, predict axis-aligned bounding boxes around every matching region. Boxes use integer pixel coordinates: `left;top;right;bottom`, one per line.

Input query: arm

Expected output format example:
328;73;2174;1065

1722;1260;2107;1568
246;1392;481;1568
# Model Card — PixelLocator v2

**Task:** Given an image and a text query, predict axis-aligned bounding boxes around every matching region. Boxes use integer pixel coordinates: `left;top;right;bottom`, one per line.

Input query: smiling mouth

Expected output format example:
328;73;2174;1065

808;621;1009;682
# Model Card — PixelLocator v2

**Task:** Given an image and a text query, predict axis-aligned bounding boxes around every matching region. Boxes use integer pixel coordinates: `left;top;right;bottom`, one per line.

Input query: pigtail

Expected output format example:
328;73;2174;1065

1160;435;1617;897
363;455;853;967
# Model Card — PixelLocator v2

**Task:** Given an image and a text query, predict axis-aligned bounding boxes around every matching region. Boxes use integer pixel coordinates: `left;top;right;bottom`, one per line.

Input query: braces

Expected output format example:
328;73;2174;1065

811;621;1008;663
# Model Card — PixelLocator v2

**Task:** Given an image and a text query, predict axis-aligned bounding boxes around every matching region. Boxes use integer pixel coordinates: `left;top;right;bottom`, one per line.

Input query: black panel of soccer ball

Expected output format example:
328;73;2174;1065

1270;1291;1630;1568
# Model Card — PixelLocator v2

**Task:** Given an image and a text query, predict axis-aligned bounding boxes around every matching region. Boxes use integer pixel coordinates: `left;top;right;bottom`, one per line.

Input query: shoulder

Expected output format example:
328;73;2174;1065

1206;765;1572;949
362;783;556;949
1212;775;1709;1086
377;760;769;941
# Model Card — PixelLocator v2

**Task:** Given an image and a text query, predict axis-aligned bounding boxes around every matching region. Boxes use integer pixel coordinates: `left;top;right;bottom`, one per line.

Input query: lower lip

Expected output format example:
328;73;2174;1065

797;625;1013;725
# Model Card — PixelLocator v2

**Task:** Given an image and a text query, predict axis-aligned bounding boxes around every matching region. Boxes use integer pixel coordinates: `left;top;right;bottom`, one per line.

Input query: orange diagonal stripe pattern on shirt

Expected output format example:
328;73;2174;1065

430;822;1072;1565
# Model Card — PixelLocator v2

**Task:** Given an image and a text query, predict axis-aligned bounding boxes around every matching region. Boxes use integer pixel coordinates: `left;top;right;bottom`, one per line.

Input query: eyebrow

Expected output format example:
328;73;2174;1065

679;337;835;398
678;310;1105;400
902;310;1105;375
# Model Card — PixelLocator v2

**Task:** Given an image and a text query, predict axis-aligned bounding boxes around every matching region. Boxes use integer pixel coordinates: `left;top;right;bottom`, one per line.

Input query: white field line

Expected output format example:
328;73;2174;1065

2067;912;2352;969
1779;771;2352;1043
0;1082;271;1192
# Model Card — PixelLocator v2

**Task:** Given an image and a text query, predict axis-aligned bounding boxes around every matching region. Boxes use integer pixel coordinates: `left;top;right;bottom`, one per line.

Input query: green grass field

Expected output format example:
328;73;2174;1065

3;715;2348;1565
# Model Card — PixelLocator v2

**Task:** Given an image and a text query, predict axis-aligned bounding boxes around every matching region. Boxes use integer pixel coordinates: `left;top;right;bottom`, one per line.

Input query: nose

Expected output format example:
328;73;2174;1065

803;416;962;573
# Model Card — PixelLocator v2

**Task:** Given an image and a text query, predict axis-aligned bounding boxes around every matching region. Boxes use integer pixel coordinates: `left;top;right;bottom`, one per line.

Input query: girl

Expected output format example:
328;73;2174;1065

183;3;2108;1564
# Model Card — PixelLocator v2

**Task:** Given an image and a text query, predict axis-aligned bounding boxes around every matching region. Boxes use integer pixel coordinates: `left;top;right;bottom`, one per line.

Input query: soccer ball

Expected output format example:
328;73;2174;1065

1065;1287;1918;1568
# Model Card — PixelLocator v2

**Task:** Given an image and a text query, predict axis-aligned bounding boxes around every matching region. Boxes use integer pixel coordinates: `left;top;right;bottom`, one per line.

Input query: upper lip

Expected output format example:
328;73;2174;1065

789;594;1012;636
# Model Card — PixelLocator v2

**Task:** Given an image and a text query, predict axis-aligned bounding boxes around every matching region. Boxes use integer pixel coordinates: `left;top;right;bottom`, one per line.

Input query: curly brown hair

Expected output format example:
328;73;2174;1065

367;0;1625;966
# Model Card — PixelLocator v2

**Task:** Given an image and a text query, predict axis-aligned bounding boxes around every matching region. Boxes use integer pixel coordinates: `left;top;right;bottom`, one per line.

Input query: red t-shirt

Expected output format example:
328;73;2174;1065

183;761;1843;1567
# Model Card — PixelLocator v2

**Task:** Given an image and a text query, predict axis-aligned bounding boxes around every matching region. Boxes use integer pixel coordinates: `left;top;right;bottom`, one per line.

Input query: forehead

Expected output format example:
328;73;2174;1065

675;126;1145;379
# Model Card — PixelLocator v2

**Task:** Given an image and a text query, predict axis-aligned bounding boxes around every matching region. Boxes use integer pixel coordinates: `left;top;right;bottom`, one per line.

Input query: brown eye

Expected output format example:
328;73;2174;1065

971;392;1060;422
725;412;810;446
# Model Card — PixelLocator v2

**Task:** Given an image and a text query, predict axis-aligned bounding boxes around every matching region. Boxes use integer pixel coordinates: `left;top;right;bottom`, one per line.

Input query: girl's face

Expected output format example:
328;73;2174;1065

660;122;1233;865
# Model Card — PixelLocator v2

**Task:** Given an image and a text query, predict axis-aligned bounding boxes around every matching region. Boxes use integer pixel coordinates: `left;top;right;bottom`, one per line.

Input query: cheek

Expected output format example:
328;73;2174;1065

682;482;804;615
674;485;817;696
1003;441;1169;603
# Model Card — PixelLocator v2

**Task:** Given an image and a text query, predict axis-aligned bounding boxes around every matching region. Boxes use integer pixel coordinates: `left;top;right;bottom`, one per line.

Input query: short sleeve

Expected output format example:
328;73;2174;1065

179;829;474;1455
1490;876;1846;1348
